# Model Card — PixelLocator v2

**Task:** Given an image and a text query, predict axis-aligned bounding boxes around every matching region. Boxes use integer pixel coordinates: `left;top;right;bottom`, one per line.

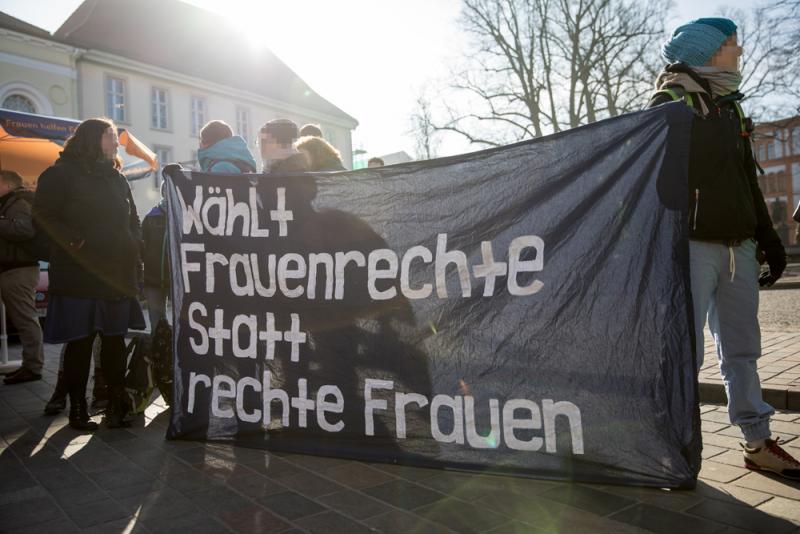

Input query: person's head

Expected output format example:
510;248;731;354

299;123;323;138
259;118;299;162
200;120;234;149
62;118;118;163
367;157;384;168
661;18;741;69
0;170;23;196
296;136;343;171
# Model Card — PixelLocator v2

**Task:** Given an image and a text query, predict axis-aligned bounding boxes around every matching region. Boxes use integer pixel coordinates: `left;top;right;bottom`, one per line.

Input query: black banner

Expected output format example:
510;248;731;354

165;103;700;488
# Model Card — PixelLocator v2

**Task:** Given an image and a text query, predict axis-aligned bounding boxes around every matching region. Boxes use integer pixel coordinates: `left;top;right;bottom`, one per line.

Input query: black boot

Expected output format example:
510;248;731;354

91;367;109;413
105;387;131;428
68;395;98;431
44;371;68;415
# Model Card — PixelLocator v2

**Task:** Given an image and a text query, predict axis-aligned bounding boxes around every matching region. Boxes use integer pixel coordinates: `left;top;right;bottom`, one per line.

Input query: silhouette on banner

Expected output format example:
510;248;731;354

165;103;700;488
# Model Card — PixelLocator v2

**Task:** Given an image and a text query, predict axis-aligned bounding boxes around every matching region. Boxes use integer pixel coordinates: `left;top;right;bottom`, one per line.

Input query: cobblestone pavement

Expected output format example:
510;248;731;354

1;343;799;533
758;285;800;333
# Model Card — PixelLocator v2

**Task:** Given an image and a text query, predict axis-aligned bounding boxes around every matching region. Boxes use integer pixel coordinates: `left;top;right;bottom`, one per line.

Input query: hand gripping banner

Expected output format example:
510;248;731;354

165;103;700;488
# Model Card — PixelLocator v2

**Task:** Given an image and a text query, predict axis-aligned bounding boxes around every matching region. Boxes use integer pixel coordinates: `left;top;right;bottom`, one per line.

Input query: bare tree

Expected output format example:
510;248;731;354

727;0;800;120
409;94;440;160
434;0;671;147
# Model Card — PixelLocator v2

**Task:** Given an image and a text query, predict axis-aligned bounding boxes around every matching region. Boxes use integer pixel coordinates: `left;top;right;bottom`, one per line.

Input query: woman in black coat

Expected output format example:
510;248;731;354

33;118;145;431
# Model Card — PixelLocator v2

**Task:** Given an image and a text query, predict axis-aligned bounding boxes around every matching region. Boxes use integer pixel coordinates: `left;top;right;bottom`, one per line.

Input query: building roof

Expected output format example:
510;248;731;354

0;11;52;39
53;0;357;126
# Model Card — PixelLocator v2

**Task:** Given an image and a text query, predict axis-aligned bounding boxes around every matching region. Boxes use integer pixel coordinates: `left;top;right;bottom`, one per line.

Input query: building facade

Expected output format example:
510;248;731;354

753;115;800;246
0;1;358;214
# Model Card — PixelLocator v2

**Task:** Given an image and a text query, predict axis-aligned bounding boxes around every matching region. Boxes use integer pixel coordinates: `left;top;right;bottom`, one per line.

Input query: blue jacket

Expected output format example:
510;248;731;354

198;136;257;173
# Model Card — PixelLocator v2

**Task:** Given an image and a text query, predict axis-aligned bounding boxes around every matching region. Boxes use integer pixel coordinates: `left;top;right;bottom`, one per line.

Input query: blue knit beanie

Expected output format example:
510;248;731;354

661;18;738;66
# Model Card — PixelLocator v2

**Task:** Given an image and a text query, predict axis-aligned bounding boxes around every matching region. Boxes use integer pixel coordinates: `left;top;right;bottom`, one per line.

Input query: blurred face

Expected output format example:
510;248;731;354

101;127;119;160
709;34;742;71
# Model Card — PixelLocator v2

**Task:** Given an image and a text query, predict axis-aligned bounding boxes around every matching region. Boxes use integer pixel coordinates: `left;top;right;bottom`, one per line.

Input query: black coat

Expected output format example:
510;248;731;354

648;64;780;250
33;155;141;298
142;205;168;288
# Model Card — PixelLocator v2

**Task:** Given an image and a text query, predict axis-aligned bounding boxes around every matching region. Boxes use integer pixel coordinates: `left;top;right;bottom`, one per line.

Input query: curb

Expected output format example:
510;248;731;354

699;381;800;410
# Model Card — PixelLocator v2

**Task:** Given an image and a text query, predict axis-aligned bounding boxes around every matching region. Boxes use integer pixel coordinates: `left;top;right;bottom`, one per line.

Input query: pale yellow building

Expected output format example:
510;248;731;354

0;1;358;214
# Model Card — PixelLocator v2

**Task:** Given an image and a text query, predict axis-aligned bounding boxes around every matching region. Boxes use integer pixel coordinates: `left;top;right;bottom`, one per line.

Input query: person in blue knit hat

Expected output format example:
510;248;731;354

648;20;799;480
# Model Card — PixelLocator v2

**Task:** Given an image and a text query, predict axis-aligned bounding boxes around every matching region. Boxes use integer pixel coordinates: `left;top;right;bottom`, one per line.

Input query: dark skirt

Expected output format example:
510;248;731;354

43;295;146;344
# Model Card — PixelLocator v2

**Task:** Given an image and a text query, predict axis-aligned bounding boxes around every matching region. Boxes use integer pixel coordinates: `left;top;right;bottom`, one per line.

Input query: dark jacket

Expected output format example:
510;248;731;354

0;188;38;271
33;154;141;298
269;153;309;173
648;63;781;250
142;204;168;288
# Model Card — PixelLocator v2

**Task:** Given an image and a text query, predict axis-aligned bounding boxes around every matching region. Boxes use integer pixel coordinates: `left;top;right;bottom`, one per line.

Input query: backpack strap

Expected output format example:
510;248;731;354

654;87;694;108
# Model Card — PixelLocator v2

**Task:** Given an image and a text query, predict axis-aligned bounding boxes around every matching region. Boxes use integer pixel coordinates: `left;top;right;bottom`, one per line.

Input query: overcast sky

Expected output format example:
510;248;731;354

0;0;759;158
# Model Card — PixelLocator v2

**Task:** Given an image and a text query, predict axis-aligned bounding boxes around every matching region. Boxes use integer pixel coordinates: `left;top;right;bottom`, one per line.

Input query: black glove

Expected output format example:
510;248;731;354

758;244;786;288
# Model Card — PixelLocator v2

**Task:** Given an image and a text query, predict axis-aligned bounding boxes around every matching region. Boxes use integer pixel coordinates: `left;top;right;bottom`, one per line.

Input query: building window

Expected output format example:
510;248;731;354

190;96;206;137
151;88;169;130
105;76;127;122
766;141;776;161
1;94;36;113
153;146;172;188
757;143;766;162
236;107;250;142
793;127;800;156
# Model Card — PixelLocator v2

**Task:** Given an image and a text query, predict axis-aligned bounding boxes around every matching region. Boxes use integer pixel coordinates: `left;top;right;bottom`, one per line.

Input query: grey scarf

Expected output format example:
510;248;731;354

693;67;742;98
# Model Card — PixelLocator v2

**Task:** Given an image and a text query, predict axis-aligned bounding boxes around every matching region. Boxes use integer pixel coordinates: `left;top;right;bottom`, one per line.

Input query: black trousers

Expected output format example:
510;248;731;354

63;333;126;403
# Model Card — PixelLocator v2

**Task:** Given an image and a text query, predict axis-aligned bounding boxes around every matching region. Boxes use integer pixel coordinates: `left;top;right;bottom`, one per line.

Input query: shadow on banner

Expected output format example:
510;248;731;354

164;103;700;489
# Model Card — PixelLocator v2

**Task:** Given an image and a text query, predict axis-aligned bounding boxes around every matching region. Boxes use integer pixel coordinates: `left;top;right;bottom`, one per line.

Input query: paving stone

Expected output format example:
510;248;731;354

80;517;149;533
245;456;305;480
687;499;797;533
105;478;165;500
184;485;254;515
318;489;392;520
5;518;80;533
119;487;199;520
33;463;91;490
216;504;289;534
295;510;374;534
694;480;774;507
539;484;636;516
364;478;447;510
277;469;345;497
701;445;727;460
225;471;286;500
46;479;108;507
0;485;49;506
0;464;39;493
703;432;744;450
0;496;65;530
701;411;734;424
732;472;800;500
415;497;511;533
62;497;130;528
484;522;543;534
701;421;729;433
707;449;748;468
157;466;223;493
322;461;396;489
599;485;704;512
610;502;726;534
768;420;800;436
143;512;231;533
365;509;457;534
281;452;350;471
257;490;326;520
698;460;749;483
418;472;511;501
757;496;800;523
87;464;155;490
368;462;441;481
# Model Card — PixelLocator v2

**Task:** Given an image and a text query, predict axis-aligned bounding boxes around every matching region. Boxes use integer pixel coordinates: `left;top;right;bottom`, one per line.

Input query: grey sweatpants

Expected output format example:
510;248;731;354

0;266;44;374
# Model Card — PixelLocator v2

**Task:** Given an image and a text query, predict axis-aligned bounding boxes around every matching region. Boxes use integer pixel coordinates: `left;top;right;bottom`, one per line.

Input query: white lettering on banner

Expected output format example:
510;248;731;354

175;185;291;237
186;373;584;454
188;307;307;362
180;235;545;301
